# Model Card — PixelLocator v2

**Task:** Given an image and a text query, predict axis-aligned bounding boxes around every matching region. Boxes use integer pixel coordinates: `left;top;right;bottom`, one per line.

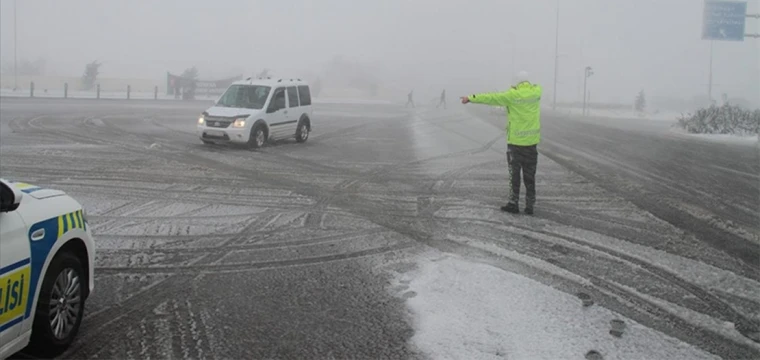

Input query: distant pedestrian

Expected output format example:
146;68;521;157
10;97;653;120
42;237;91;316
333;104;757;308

460;71;543;215
405;90;415;108
436;89;447;109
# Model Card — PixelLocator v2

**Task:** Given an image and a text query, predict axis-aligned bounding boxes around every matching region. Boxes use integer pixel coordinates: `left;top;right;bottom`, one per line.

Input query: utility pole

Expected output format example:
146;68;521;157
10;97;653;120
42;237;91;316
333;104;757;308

707;40;714;103
582;66;594;116
552;0;559;110
511;33;516;77
14;0;18;89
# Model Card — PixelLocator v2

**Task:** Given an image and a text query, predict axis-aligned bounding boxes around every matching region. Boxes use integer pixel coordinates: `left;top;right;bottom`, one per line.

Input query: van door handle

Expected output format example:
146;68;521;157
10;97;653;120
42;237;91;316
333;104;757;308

31;229;45;241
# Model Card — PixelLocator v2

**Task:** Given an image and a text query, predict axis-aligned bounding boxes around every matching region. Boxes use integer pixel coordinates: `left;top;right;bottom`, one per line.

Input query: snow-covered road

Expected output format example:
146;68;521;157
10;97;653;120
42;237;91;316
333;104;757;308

1;98;757;359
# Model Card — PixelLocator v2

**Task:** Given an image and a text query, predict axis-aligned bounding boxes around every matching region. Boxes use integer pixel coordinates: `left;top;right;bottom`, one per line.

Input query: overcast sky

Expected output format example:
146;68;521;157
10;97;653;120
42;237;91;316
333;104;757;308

1;0;758;105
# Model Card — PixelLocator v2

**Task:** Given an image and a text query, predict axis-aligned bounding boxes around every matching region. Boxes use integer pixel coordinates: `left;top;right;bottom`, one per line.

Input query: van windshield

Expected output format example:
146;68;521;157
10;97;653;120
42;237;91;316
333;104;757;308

216;85;271;109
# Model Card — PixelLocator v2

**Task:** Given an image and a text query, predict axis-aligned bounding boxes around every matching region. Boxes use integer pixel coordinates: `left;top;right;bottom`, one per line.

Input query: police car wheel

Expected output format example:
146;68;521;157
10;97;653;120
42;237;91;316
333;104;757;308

28;252;85;357
201;139;214;145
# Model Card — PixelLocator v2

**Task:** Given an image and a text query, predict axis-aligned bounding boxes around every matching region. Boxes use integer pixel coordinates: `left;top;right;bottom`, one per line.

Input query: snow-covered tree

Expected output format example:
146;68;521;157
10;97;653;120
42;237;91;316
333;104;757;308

677;103;760;135
81;61;101;91
634;90;646;113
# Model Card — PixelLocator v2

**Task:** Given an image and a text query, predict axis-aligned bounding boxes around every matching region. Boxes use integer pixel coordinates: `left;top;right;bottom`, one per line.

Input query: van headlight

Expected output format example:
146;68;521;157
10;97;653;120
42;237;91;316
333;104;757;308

198;115;205;125
233;118;247;128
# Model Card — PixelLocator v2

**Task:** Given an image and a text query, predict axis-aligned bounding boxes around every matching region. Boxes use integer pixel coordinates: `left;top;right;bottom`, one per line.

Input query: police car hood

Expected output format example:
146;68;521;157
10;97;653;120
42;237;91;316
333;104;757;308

10;181;67;200
205;106;259;118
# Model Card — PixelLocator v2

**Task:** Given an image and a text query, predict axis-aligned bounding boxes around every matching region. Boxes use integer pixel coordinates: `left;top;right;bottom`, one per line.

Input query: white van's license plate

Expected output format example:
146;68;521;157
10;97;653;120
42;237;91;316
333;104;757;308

206;130;224;137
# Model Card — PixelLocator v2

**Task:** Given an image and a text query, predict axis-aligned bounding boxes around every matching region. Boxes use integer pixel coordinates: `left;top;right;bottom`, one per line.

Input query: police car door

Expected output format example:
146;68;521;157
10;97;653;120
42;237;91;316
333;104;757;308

267;87;289;139
0;182;31;347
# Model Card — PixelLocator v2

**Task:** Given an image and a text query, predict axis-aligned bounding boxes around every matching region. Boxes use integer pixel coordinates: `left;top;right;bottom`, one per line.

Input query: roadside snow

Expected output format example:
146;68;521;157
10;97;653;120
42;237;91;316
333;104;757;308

398;254;718;360
550;107;681;123
312;97;392;105
668;126;759;146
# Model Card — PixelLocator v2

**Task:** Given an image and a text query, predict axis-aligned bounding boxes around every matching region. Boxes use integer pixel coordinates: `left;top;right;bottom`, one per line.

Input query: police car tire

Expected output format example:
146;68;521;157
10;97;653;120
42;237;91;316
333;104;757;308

27;252;85;357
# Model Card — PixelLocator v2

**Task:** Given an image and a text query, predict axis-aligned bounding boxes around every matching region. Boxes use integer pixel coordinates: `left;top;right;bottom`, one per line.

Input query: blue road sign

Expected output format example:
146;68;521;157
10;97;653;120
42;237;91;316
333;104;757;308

703;0;748;41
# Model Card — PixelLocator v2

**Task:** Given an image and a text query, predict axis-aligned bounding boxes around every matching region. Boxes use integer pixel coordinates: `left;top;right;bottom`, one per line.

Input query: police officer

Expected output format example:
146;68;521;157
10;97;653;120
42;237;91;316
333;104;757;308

460;71;542;215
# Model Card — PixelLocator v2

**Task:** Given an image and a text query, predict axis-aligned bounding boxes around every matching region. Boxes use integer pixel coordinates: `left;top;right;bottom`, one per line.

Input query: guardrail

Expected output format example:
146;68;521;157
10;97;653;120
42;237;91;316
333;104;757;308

1;82;213;101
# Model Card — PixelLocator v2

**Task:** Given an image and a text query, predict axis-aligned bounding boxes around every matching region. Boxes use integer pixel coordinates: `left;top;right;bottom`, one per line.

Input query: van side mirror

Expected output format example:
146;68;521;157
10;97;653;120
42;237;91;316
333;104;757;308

0;179;23;213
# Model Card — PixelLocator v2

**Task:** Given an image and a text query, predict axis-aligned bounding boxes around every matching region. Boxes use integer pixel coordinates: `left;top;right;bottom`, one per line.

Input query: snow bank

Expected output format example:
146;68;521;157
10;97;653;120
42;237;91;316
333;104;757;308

549;106;680;123
396;254;718;360
676;104;759;136
669;126;759;146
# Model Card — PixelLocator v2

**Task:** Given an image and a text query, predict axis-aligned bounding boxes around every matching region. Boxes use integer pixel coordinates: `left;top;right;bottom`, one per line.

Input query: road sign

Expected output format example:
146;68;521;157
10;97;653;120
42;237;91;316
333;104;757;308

702;0;747;41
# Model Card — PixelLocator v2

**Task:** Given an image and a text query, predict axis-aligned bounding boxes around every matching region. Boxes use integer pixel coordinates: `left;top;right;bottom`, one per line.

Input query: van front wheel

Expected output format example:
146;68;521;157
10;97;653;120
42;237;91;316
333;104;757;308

249;124;267;149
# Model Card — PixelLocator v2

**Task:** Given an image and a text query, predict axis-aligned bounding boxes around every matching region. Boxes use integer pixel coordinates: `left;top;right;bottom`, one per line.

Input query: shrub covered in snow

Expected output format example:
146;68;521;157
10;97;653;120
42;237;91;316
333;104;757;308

677;103;760;135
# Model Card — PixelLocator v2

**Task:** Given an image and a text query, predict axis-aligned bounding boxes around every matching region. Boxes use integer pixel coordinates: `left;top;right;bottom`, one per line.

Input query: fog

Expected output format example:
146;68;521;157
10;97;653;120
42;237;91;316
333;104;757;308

1;0;758;107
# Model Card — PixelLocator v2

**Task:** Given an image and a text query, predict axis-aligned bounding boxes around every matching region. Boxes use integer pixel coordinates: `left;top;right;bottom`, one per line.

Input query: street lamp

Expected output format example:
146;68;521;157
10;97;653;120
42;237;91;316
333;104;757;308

552;0;560;110
14;0;18;90
582;66;594;116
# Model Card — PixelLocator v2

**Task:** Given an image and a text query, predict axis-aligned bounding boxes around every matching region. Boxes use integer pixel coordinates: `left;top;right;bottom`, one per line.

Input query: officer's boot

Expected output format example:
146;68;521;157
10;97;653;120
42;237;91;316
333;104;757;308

501;203;520;214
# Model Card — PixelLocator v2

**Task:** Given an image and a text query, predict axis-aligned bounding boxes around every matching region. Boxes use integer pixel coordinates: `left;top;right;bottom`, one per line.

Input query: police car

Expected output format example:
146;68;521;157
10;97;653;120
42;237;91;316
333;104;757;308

0;179;95;359
197;78;313;148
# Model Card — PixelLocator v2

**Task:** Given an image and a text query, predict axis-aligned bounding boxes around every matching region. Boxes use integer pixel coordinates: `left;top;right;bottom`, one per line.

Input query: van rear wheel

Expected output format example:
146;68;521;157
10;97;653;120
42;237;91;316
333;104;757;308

296;121;309;143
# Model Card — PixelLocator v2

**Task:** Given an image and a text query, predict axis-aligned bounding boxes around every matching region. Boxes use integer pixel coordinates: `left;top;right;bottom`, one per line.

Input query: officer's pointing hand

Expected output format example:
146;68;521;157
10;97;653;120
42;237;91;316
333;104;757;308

460;96;470;104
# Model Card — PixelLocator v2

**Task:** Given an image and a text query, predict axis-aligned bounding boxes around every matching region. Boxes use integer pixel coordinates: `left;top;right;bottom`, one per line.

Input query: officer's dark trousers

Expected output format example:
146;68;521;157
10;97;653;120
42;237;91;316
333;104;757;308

506;144;538;208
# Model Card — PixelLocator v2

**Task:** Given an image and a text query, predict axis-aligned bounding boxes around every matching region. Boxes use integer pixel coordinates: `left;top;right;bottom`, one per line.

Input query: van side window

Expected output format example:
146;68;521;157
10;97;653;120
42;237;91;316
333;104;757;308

287;87;299;107
298;85;311;106
269;88;286;112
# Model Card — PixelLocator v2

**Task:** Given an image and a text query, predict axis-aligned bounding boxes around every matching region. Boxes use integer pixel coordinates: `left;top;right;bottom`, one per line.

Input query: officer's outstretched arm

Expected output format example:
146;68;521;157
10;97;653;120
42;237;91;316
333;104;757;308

467;91;510;106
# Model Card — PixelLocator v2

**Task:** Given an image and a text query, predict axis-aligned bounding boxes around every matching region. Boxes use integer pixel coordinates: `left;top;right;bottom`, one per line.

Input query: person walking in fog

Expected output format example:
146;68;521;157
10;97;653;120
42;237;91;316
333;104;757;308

460;71;542;215
406;90;415;108
436;89;447;109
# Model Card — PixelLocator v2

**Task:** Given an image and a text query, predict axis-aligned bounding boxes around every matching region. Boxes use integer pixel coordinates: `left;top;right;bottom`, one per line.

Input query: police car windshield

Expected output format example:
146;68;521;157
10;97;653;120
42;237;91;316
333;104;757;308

216;85;271;109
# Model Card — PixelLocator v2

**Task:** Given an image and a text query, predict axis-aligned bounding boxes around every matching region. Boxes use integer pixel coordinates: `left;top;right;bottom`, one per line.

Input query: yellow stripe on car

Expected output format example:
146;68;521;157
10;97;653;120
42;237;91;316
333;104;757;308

0;265;31;328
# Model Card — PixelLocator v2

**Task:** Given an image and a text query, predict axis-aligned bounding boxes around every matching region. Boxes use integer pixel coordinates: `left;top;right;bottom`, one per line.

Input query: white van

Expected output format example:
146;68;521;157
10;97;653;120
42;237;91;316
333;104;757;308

197;78;313;148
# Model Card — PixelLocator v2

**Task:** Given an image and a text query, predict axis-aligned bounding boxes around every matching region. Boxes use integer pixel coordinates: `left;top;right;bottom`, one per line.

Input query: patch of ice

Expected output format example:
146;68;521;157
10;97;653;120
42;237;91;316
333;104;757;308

609;281;760;351
446;234;593;287
544;224;760;301
88;118;106;126
401;253;719;360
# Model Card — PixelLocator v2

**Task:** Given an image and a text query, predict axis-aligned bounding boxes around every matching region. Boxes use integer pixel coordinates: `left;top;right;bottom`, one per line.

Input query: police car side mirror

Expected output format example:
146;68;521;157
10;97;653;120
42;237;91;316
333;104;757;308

0;179;22;213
